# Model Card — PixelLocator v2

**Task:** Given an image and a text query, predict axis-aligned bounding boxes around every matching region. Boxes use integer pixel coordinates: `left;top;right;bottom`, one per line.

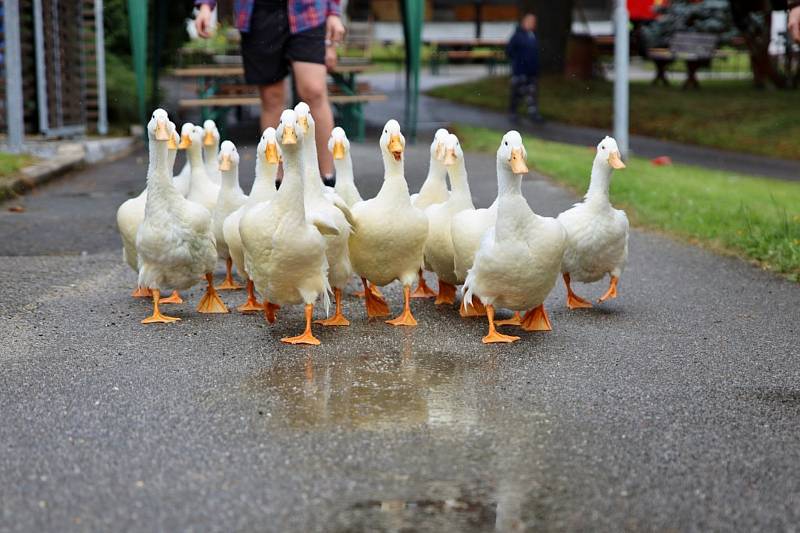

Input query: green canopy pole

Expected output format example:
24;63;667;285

151;0;168;111
128;0;148;135
401;0;423;142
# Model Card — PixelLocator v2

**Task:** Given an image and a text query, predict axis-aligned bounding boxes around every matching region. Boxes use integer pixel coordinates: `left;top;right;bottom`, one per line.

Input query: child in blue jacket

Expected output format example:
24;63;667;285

506;13;542;122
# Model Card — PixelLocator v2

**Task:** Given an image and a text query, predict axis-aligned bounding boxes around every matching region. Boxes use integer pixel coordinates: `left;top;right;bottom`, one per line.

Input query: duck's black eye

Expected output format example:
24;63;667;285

504;141;508;146
601;145;605;150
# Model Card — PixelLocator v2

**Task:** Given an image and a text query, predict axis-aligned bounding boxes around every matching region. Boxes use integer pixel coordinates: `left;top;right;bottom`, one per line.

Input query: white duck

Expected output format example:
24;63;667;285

557;136;628;309
409;127;450;298
423;133;476;306
211;140;248;291
135;109;228;323
329;127;362;207
349;119;429;326
223;127;280;313
202;119;223;185
463;131;566;343
116;123;179;298
294;102;353;326
450;156;504;318
182;123;220;213
240;109;335;345
328;125;384;301
411;128;450;208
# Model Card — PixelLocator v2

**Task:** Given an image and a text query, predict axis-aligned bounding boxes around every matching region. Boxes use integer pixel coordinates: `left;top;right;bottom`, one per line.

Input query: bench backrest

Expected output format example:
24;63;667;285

344;20;373;62
669;32;717;60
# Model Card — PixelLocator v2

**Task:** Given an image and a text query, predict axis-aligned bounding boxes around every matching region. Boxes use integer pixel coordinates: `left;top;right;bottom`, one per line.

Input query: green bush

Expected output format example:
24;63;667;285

105;52;151;128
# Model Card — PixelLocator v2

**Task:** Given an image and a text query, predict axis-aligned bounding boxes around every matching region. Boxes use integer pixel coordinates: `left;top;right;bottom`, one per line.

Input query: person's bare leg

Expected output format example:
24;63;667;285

258;80;286;131
292;61;334;178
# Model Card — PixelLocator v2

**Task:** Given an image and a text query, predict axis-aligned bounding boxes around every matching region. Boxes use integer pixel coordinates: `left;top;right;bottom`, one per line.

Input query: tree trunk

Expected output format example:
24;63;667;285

521;0;573;73
730;0;786;88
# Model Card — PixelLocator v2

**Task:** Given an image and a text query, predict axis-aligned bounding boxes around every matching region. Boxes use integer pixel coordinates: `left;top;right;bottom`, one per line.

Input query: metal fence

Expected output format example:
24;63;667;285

2;0;107;149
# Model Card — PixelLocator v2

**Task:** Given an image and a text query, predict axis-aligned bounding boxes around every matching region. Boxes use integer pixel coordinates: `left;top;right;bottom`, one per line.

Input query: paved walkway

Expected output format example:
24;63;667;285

1;141;798;531
362;68;800;182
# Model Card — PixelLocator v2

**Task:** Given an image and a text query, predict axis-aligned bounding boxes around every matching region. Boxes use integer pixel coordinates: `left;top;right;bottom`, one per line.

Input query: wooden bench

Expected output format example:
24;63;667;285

648;32;718;89
428;39;508;75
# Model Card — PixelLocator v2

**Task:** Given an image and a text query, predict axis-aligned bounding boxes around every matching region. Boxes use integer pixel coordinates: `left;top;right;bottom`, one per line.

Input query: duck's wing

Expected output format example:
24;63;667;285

325;190;356;229
309;211;341;236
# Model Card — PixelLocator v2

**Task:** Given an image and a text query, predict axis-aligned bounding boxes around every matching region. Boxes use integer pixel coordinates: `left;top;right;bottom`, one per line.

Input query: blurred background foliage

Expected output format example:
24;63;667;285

103;0;190;128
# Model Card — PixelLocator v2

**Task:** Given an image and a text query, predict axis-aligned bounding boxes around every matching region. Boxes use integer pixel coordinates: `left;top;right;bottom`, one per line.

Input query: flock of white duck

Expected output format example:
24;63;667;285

116;104;628;345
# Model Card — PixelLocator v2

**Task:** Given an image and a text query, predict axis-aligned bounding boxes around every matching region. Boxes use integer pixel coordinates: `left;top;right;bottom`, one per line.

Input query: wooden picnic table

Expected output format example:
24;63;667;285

171;61;384;141
170;63;373;77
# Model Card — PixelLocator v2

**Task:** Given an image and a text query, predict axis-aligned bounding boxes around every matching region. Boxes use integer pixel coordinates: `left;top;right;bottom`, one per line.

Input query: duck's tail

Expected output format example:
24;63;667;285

462;268;476;312
321;256;332;316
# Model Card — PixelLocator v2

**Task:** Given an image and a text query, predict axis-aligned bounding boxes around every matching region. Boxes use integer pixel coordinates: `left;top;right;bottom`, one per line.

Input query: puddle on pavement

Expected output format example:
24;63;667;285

244;338;567;531
245;337;501;432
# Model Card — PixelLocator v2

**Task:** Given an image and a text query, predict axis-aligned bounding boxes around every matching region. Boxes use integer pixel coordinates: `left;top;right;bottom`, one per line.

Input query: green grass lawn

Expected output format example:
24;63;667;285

429;76;800;161
0;152;32;178
452;123;800;281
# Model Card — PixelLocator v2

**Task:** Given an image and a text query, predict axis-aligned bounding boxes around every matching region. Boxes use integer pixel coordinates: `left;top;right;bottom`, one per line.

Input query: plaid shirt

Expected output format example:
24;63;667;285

197;0;341;34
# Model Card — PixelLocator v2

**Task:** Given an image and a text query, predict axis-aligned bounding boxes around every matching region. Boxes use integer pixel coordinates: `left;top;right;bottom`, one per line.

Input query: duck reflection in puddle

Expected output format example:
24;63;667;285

244;337;548;530
246;335;501;431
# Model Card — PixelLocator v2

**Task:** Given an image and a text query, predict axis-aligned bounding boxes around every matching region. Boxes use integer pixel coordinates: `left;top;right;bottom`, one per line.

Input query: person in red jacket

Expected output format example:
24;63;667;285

195;0;345;184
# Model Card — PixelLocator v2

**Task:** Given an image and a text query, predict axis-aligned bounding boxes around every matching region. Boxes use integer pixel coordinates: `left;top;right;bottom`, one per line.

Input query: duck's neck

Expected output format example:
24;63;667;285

333;154;354;183
167;150;177;175
220;165;239;192
496;160;522;198
448;160;474;208
147;139;171;188
380;153;409;197
302;128;325;201
203;143;218;168
188;143;204;169
144;138;157;183
251;152;277;199
421;156;447;191
276;145;306;220
585;159;612;205
147;140;180;202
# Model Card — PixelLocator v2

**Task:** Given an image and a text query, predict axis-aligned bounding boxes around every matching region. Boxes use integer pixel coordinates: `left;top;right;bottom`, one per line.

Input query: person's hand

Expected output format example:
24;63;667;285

790;6;800;43
195;4;213;39
326;15;346;46
325;46;338;71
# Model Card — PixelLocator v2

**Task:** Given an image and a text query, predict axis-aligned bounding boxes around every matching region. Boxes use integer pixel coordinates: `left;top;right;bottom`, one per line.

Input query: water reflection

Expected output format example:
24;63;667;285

246;337;490;432
244;338;558;532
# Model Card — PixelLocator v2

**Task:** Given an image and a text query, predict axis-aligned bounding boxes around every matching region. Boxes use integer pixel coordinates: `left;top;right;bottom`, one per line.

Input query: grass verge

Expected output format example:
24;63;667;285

0;153;33;178
429;76;800;161
0;152;35;201
452;123;800;281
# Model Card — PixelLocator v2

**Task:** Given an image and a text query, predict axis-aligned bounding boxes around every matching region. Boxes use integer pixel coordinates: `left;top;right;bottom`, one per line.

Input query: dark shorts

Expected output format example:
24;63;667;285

240;0;326;86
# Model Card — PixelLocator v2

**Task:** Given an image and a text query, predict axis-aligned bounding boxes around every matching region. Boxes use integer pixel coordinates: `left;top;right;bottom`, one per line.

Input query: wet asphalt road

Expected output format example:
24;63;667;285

1;140;799;532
